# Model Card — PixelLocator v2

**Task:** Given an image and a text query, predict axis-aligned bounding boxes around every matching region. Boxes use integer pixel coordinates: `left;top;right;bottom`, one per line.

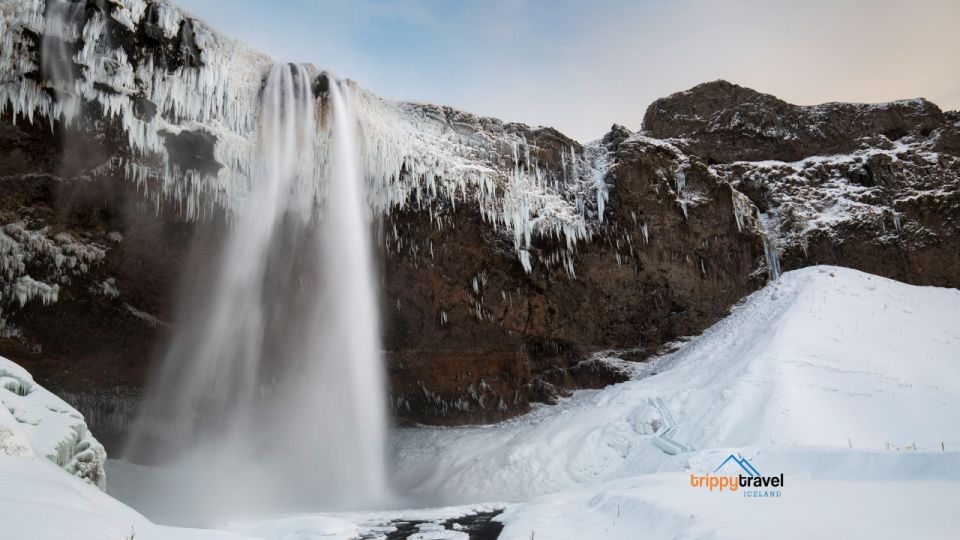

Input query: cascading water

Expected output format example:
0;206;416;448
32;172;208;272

41;0;85;121
759;212;782;281
123;64;387;523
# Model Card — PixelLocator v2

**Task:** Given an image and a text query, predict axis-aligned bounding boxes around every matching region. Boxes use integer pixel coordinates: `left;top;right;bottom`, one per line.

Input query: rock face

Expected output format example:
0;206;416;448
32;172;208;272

382;130;766;423
644;80;949;163
0;1;957;448
651;81;960;289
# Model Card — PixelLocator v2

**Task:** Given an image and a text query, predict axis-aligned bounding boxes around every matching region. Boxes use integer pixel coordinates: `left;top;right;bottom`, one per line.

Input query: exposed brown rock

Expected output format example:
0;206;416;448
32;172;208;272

643;80;950;163
379;130;766;424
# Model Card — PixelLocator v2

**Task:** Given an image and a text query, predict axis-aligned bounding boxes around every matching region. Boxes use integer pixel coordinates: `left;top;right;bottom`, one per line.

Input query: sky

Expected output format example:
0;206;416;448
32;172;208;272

176;0;960;142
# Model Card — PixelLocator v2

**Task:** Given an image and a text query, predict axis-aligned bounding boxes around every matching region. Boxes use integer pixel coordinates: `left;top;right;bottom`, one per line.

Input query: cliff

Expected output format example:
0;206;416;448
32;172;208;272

0;1;957;449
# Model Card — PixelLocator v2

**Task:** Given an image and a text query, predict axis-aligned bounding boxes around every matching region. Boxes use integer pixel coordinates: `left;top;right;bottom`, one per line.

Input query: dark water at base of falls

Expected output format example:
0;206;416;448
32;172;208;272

370;509;505;540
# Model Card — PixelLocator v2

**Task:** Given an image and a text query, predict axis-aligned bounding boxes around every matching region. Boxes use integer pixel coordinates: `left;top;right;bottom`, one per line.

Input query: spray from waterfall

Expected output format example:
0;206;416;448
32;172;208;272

123;63;388;523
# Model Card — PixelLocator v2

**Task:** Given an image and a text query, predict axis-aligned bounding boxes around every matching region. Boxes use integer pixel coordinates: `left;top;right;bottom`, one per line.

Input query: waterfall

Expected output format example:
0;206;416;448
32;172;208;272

123;64;387;523
759;212;782;281
41;0;85;122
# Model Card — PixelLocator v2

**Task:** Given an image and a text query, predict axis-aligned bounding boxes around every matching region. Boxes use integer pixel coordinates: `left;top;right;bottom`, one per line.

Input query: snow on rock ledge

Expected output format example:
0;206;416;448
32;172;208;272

0;355;106;489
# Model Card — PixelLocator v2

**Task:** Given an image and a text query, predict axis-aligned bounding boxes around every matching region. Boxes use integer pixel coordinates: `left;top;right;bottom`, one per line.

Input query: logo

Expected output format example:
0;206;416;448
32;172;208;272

689;453;783;498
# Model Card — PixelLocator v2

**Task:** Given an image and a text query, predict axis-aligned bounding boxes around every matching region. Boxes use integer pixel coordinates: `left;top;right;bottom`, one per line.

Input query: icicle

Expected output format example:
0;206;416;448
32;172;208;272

518;250;532;274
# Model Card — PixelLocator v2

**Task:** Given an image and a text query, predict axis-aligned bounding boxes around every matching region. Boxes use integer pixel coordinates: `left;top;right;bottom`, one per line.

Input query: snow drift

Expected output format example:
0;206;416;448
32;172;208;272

0;355;106;488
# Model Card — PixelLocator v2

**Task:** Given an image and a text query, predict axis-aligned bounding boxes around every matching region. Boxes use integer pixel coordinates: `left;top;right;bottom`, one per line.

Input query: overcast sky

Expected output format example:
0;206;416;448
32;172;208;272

176;0;960;141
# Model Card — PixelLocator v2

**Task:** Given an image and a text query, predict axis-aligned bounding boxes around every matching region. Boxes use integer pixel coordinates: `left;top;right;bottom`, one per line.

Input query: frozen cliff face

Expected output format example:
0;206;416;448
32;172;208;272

0;0;614;411
711;135;960;285
380;125;769;424
642;80;951;163
0;222;108;337
644;82;960;288
0;0;610;276
0;1;956;434
0;0;271;217
0;355;106;488
360;96;612;277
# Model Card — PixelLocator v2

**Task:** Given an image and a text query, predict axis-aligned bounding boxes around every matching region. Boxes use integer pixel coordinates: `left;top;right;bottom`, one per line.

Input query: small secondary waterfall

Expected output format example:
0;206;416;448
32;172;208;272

41;0;85;121
124;64;387;521
759;212;782;281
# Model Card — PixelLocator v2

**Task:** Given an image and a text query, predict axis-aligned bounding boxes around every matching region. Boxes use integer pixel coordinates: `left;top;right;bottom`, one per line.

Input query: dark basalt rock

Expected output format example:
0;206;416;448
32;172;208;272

131;2;203;71
177;18;202;69
131;95;158;122
380;130;766;423
313;72;331;97
643;80;950;163
158;128;223;176
141;3;168;42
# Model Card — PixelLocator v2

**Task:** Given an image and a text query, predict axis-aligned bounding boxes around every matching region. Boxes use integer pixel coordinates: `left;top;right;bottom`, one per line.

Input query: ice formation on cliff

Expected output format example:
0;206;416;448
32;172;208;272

0;0;611;276
710;134;959;273
0;222;107;333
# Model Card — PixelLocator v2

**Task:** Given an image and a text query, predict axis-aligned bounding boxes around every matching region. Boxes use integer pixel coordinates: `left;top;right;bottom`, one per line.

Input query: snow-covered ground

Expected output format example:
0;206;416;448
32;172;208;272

395;265;960;538
3;265;960;538
498;473;960;540
0;356;257;540
0;456;259;540
394;265;960;502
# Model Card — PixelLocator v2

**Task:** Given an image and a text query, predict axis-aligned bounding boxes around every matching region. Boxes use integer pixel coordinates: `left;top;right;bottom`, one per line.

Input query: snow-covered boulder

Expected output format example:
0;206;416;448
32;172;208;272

0;356;106;489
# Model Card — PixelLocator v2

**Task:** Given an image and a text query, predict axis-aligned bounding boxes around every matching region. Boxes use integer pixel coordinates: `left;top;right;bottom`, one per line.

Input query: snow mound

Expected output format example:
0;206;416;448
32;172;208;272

0;356;106;488
394;265;960;501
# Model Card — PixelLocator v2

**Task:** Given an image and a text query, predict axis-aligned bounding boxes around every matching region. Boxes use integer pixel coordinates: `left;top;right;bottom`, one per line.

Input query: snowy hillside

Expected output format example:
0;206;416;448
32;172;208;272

394;265;960;501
